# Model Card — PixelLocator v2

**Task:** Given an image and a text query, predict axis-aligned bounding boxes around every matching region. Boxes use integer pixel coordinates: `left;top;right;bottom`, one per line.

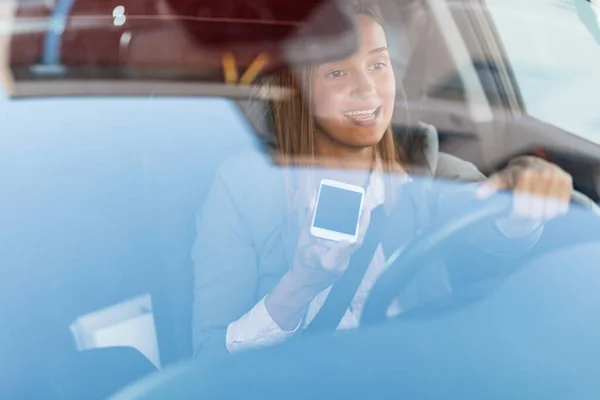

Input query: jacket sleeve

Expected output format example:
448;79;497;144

191;160;260;361
434;152;487;183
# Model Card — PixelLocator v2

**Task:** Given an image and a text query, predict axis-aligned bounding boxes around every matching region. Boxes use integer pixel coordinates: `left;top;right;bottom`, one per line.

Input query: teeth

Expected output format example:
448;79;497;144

344;108;377;117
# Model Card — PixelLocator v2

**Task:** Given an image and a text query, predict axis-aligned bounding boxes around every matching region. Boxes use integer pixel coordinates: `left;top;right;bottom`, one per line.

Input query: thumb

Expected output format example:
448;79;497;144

476;172;511;199
321;240;353;272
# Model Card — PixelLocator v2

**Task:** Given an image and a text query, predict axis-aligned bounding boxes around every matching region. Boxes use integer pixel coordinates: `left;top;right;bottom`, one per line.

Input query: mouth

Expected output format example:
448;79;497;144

342;106;382;125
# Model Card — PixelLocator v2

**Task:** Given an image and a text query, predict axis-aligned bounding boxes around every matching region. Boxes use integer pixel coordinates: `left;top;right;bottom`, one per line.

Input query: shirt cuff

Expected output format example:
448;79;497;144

225;296;301;354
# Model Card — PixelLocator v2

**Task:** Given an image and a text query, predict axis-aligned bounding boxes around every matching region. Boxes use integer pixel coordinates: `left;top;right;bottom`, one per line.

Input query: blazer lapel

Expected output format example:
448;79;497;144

281;213;300;272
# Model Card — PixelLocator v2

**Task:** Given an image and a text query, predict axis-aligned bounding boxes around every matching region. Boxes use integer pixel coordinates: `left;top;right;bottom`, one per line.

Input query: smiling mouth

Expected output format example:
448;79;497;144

343;106;382;123
344;106;381;121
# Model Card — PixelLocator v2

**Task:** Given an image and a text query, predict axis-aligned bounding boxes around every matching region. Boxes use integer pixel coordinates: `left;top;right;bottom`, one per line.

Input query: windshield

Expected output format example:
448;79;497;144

2;1;600;399
485;0;600;141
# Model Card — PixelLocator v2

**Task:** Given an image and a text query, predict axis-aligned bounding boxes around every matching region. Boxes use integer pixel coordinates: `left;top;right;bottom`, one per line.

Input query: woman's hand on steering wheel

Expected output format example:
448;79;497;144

477;156;573;222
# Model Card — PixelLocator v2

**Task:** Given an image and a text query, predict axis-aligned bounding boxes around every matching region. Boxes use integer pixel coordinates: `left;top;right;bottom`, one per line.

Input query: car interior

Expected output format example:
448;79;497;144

1;0;600;398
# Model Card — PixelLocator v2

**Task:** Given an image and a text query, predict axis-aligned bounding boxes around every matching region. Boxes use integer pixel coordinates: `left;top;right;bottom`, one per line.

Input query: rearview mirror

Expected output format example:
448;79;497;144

6;0;360;96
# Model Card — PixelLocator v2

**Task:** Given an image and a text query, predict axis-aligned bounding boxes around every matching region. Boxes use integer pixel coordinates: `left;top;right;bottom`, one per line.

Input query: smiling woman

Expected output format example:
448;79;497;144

266;3;404;175
190;0;580;364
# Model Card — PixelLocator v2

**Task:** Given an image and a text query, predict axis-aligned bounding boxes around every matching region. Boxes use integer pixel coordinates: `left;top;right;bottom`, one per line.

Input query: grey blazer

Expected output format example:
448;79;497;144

190;125;553;362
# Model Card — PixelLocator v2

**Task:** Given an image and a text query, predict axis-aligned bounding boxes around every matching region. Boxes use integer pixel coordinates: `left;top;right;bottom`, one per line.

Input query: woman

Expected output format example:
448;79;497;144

191;0;573;361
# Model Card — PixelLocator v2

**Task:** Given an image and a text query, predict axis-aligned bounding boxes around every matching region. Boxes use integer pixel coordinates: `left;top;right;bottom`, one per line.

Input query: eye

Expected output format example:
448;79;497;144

369;62;387;71
325;70;346;79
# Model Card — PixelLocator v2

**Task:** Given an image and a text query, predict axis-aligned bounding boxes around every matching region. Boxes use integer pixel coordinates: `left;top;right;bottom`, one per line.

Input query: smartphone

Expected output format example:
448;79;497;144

310;179;365;243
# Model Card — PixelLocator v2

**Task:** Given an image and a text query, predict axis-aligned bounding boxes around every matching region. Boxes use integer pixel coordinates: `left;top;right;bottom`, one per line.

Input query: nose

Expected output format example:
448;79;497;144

351;70;376;99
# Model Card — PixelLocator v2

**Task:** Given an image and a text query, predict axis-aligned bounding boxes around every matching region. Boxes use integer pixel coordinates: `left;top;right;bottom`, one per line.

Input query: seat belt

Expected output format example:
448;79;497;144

304;205;387;334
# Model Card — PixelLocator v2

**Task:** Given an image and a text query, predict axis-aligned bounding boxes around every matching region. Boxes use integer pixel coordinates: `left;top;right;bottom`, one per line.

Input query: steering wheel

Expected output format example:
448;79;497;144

360;189;600;326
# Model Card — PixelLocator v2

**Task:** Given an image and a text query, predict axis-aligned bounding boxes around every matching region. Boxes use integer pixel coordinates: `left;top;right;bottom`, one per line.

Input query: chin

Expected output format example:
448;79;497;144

349;129;386;148
318;120;387;149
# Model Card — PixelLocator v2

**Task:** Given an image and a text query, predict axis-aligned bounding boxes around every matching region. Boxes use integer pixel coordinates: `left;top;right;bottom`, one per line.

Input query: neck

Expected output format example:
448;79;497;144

314;134;375;171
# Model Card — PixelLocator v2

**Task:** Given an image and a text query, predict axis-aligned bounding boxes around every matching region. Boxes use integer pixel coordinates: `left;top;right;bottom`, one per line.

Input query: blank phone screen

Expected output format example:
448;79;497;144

313;184;363;235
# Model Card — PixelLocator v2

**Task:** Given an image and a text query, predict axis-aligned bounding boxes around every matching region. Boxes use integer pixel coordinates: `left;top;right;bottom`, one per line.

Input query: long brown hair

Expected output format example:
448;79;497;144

265;0;407;175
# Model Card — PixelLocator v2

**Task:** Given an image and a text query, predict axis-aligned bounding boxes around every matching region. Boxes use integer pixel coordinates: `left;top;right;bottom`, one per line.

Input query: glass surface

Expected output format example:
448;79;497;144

485;0;600;140
2;1;600;399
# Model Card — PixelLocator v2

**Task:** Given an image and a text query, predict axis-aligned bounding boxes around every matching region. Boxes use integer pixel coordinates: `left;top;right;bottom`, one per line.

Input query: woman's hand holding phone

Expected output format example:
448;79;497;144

265;204;372;331
294;205;372;287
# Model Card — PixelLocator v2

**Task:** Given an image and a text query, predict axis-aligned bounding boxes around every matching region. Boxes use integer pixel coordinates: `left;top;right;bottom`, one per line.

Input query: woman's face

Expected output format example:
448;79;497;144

310;14;396;150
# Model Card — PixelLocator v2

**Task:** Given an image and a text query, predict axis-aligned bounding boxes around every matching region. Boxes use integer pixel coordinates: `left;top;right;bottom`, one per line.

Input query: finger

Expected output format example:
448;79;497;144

476;173;509;199
529;169;553;220
557;172;573;215
297;224;312;247
507;155;542;169
321;240;354;272
297;210;316;244
512;169;538;219
541;169;565;220
302;243;329;267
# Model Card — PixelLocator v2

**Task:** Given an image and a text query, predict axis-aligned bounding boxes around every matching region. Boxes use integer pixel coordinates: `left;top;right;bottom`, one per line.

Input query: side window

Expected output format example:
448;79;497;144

485;0;600;141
